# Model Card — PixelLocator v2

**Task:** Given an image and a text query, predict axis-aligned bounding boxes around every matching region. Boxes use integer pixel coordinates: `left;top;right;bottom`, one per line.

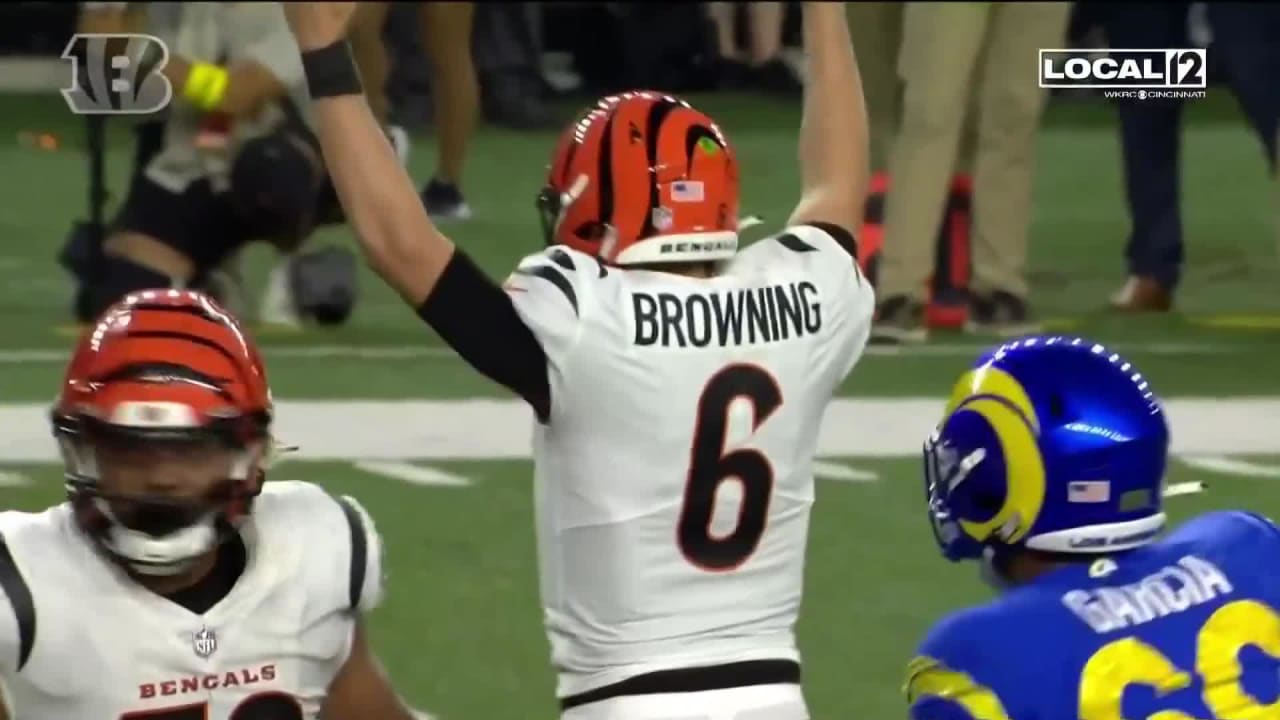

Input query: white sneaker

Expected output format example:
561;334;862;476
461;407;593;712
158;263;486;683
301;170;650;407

203;269;246;319
540;51;582;94
387;124;411;167
259;255;302;329
1109;276;1138;307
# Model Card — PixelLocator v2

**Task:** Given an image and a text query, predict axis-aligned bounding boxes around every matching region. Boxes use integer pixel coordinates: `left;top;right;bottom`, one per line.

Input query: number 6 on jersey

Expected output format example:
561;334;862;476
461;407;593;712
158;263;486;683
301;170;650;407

678;364;783;571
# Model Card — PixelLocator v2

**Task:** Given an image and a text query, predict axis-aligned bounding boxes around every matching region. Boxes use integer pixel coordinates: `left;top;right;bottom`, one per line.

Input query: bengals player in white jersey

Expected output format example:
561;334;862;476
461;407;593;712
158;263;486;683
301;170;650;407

286;1;870;717
0;290;419;719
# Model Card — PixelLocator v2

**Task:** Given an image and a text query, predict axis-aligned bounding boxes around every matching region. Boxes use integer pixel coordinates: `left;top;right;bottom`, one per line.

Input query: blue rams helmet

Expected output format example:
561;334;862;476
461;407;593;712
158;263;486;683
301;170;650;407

924;336;1170;562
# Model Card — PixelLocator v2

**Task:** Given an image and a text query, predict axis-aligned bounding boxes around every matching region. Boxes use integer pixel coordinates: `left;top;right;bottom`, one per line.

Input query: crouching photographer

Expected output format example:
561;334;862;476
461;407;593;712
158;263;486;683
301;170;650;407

74;3;357;326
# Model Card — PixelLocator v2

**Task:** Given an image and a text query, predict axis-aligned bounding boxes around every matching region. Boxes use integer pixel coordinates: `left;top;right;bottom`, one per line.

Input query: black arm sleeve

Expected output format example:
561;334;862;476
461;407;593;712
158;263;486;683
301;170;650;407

415;250;552;421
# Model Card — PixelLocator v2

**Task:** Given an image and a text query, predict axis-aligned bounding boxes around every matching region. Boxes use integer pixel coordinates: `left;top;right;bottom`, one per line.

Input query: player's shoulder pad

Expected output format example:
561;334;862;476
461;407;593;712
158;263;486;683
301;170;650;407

504;245;609;319
0;510;45;673
1170;509;1280;548
749;224;867;294
331;493;385;613
770;222;859;262
904;607;1015;720
256;482;385;614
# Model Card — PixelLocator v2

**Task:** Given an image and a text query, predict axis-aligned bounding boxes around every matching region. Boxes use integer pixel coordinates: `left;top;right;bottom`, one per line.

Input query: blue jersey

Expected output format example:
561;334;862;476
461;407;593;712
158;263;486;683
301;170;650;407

904;511;1280;720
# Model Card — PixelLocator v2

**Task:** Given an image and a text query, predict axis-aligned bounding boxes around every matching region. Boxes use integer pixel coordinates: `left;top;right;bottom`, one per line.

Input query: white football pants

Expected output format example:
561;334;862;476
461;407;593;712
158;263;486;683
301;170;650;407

560;683;809;720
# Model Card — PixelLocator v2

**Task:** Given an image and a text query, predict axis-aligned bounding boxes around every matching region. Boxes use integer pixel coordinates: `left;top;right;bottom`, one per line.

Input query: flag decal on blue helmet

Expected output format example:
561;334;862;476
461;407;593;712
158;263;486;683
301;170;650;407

1067;480;1111;504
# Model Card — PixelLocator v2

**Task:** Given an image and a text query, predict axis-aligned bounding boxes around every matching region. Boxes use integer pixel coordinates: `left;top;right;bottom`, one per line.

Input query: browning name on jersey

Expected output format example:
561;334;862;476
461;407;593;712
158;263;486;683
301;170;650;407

0;481;384;719
632;280;822;348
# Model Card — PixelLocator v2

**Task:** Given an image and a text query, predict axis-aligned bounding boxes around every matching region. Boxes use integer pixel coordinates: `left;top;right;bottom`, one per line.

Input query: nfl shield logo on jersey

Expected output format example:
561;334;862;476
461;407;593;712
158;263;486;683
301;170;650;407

192;626;218;658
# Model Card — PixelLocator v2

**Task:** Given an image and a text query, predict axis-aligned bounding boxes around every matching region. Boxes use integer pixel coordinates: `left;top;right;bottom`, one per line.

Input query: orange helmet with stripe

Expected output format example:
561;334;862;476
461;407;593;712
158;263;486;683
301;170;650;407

536;90;740;266
52;289;273;577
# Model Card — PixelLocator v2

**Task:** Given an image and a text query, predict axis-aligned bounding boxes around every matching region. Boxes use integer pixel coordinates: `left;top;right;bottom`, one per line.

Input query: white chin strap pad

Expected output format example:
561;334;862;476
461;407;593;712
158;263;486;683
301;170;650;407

96;498;219;576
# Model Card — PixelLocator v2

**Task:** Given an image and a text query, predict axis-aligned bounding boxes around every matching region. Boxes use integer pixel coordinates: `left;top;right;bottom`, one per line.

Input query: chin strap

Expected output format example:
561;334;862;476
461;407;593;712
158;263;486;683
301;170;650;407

95;497;219;576
978;546;1018;592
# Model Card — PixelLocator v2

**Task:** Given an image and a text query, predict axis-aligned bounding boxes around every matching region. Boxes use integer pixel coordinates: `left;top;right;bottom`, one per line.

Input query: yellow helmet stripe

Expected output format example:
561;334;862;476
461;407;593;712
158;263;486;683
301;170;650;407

954;396;1047;544
946;366;1041;433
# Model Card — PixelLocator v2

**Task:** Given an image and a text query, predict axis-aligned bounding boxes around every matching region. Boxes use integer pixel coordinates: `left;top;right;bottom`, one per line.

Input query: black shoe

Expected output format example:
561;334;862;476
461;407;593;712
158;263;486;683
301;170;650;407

482;73;559;130
715;58;754;90
871;295;928;344
966;291;1042;337
750;58;802;96
420;178;472;222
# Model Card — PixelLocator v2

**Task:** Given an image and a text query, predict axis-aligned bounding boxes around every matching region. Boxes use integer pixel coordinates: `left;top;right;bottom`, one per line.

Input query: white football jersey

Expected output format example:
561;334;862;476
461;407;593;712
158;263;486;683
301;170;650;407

505;224;875;696
0;481;384;719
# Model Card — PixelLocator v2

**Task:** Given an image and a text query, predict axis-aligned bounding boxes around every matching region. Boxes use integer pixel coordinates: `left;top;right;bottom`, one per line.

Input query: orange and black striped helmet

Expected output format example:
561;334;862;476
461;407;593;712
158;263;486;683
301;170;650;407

51;289;272;575
537;90;740;266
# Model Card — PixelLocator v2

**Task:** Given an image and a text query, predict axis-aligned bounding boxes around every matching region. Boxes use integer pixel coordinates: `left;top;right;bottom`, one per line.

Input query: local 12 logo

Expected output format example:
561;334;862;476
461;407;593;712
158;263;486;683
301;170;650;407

1039;49;1207;89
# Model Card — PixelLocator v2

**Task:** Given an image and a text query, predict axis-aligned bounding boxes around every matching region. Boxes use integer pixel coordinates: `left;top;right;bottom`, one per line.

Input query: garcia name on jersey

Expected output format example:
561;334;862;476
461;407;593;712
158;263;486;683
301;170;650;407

905;511;1280;720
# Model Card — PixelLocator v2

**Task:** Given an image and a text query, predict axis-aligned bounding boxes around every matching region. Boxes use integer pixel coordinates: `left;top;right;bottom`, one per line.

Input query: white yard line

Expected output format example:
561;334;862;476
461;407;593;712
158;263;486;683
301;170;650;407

1;398;1275;463
353;461;473;487
1178;455;1280;479
0;340;1243;365
813;461;879;482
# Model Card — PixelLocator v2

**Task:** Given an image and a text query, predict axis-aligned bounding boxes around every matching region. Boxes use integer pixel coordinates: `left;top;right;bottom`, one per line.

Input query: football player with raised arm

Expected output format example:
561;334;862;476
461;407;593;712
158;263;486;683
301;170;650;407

906;335;1280;720
0;290;419;719
284;2;873;717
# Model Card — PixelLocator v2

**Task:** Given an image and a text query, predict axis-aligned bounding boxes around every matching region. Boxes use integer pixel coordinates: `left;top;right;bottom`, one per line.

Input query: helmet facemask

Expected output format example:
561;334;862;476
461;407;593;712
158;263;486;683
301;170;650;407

923;426;990;562
54;388;267;578
537;173;595;248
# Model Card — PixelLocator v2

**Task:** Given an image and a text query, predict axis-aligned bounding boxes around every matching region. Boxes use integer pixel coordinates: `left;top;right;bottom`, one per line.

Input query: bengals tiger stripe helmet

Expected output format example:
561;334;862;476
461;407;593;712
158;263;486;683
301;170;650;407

51;289;273;576
537;90;741;266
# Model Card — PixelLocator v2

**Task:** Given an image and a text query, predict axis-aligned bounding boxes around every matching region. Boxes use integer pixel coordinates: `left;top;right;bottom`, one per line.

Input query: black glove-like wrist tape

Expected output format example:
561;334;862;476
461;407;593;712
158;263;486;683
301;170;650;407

300;40;363;99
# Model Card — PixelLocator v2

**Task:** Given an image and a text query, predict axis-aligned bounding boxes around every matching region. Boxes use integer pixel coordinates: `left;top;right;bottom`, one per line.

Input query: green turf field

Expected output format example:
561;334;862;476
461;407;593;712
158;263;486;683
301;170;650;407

0;91;1279;718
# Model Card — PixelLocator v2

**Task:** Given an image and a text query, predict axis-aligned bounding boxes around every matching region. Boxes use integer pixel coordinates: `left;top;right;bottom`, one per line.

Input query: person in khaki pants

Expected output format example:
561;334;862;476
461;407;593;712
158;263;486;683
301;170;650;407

871;2;1070;344
846;2;982;177
848;1;979;327
846;2;905;175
